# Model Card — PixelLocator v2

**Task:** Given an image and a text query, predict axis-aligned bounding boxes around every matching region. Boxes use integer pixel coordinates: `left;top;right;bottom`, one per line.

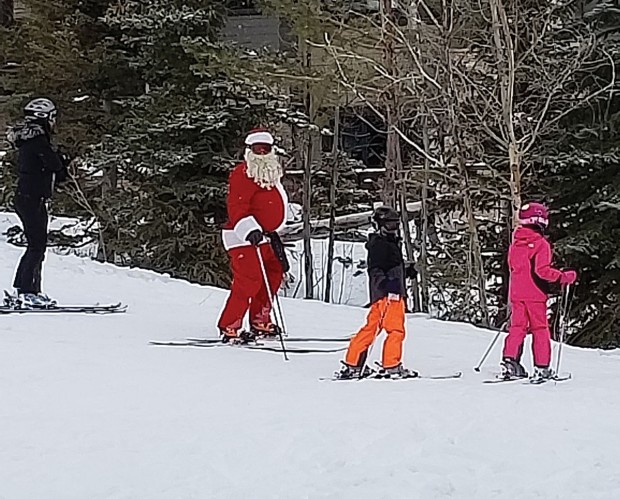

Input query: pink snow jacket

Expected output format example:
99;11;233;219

508;226;563;303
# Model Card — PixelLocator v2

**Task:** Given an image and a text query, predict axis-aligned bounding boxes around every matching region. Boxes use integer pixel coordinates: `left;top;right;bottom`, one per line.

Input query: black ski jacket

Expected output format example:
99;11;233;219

6;121;67;199
366;232;406;304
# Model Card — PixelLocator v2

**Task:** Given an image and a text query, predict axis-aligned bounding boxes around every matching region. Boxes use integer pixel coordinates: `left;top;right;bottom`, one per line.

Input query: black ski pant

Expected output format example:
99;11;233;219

13;193;48;294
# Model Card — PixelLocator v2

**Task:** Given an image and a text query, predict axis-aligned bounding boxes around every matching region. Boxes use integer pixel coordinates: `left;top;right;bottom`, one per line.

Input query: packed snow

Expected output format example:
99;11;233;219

1;213;619;499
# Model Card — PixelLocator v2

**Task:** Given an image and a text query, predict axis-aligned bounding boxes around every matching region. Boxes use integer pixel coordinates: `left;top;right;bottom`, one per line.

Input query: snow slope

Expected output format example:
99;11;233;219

1;216;620;499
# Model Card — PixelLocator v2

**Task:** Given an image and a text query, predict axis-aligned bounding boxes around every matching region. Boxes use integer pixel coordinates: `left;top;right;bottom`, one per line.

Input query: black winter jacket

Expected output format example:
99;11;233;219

6;121;67;199
366;232;406;304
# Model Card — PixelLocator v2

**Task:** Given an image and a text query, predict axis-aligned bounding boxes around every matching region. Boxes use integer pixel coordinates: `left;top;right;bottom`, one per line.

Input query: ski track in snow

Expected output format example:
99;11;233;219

0;214;619;498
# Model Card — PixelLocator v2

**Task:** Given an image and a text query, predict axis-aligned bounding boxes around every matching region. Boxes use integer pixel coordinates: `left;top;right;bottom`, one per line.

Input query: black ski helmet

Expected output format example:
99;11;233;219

24;98;57;129
371;206;400;235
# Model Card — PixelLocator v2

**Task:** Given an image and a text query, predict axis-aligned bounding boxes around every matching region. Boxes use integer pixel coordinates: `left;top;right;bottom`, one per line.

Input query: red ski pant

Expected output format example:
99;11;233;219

345;297;406;369
503;301;551;367
217;244;283;330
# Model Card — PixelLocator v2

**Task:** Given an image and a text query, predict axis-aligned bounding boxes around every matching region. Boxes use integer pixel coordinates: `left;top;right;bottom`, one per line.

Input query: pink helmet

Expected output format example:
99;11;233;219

518;202;549;227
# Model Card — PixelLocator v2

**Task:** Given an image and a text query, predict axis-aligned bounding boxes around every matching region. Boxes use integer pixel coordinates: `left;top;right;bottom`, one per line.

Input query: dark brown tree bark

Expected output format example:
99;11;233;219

0;0;14;27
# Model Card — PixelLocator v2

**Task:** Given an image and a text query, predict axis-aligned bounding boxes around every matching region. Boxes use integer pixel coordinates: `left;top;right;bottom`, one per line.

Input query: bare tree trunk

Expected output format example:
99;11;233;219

498;198;512;326
380;0;397;208
489;0;522;224
456;158;491;327
418;111;431;312
399;183;420;312
302;129;314;299
441;0;491;326
324;105;340;303
101;99;118;198
508;143;521;226
0;0;14;27
300;38;314;299
384;111;398;208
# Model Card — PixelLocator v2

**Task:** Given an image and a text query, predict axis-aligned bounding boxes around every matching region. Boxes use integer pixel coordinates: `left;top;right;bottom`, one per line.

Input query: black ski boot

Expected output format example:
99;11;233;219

250;321;282;339
530;366;555;383
378;363;419;379
334;362;374;380
219;327;256;345
500;357;528;379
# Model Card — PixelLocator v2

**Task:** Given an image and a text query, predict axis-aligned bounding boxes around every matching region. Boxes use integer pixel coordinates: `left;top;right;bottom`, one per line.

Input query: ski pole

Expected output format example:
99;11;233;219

554;284;573;376
474;329;503;372
256;247;289;361
272;291;288;337
264;232;288;337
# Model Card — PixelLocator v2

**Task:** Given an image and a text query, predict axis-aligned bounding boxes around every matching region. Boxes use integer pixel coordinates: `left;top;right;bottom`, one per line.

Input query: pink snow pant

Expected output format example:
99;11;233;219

503;301;551;367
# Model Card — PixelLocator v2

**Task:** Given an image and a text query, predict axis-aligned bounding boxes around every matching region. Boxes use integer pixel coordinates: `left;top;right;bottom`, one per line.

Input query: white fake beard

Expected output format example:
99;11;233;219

245;149;282;189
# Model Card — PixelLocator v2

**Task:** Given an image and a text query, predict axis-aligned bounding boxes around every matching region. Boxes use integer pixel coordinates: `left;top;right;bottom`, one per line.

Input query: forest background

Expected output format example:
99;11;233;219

0;0;618;347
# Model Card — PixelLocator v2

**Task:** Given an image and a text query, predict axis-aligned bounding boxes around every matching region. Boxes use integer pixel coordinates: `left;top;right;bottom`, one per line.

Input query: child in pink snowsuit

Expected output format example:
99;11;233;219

502;202;577;380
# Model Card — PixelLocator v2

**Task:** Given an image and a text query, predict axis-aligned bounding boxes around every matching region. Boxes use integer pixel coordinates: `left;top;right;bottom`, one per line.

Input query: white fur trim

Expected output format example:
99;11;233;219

245;131;274;146
222;229;243;250
222;229;268;250
234;215;262;241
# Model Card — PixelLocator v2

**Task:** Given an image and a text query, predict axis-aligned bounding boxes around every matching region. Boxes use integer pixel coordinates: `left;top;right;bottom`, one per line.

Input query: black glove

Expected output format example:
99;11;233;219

56;146;73;168
405;262;418;279
246;229;263;246
55;167;69;184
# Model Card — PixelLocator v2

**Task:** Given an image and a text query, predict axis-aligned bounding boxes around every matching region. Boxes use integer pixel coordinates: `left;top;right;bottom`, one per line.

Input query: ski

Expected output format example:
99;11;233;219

245;345;346;354
149;339;265;347
149;340;345;354
483;376;527;384
0;303;126;315
415;372;463;380
322;371;463;382
526;373;572;385
484;373;572;384
186;336;350;344
1;290;126;314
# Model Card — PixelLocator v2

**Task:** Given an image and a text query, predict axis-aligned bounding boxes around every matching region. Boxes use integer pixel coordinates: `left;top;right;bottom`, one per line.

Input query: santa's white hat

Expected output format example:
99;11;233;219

245;128;274;146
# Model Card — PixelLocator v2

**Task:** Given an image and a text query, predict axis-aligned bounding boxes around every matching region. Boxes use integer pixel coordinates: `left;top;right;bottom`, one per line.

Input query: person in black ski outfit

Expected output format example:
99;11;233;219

5;97;69;307
335;206;417;379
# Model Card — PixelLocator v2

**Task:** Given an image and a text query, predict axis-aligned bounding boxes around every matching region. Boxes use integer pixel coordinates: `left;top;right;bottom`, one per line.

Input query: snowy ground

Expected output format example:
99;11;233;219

1;216;620;498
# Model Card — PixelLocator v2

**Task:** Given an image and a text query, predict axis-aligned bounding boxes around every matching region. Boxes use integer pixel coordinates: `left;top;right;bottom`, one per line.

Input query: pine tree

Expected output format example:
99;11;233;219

538;3;620;347
0;0;123;213
84;0;269;285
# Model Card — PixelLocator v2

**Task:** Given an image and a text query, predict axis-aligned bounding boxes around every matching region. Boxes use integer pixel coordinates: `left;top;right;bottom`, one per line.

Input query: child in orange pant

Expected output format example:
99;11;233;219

336;206;416;379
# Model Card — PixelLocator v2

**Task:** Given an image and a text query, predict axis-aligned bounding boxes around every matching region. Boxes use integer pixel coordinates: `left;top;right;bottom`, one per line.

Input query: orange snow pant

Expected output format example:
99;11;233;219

344;297;406;369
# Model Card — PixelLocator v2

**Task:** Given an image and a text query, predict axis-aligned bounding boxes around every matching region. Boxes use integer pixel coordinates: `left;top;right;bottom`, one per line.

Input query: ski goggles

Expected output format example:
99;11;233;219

249;143;273;155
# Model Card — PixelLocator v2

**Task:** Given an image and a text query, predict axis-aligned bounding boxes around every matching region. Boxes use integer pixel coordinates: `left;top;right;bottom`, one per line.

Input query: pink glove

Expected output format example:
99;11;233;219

559;270;577;285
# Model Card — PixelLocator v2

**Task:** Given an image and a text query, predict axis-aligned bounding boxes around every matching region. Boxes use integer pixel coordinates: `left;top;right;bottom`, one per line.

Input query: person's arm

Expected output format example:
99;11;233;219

227;167;262;243
533;240;563;283
30;135;64;173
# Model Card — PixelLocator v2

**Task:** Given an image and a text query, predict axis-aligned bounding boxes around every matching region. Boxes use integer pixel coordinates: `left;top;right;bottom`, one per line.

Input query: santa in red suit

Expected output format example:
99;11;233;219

217;128;288;342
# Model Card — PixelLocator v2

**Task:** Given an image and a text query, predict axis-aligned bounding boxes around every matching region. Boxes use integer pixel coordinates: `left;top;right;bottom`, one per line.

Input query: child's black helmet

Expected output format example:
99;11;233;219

24;97;58;130
371;206;400;235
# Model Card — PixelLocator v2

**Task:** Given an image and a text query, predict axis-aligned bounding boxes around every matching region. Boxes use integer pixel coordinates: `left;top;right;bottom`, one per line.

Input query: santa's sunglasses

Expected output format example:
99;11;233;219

250;143;272;155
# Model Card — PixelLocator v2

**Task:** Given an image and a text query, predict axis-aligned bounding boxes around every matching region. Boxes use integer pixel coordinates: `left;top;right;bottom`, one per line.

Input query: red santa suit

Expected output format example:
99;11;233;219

217;131;288;332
